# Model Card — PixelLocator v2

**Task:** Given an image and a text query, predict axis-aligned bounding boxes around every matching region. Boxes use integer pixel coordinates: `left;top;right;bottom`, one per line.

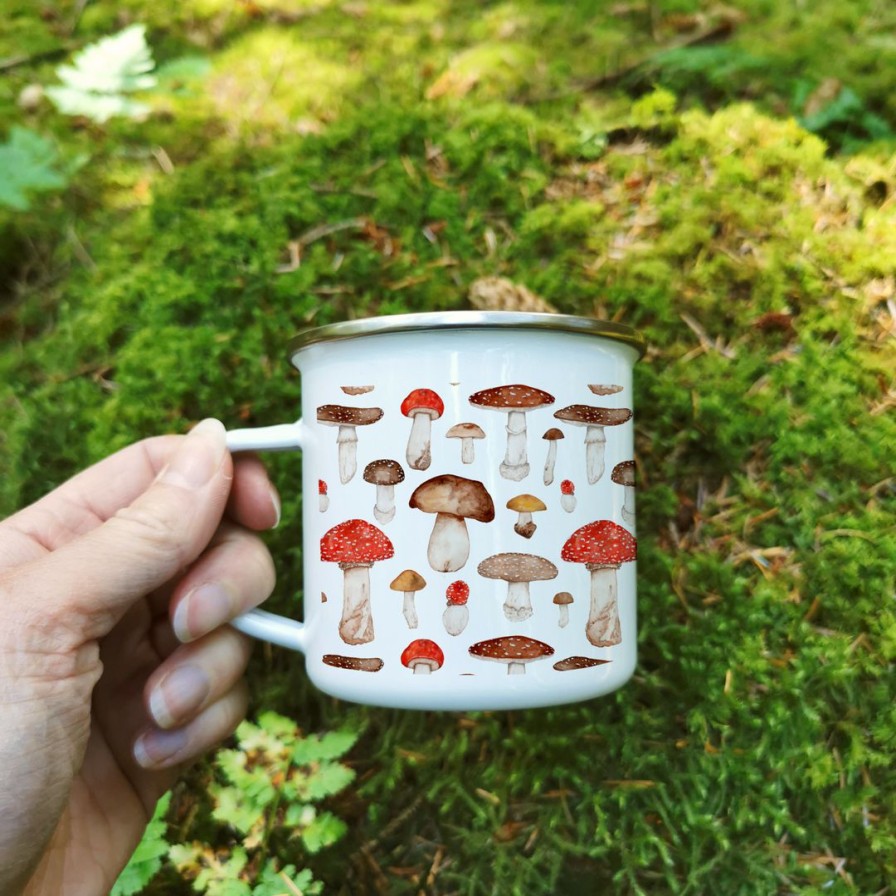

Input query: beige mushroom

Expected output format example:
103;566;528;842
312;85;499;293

542;427;564;485
553;405;632;484
390;569;427;630
506;494;547;539
468;636;554;675
477;552;558;622
446;422;485;464
552;591;574;628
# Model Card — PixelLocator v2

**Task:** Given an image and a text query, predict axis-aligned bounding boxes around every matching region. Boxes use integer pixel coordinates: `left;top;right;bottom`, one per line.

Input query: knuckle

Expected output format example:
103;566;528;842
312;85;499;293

111;500;188;570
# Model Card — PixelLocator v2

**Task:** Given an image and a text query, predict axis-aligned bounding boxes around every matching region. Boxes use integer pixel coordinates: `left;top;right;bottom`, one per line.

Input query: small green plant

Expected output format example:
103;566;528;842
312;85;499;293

0;127;72;211
111;793;172;896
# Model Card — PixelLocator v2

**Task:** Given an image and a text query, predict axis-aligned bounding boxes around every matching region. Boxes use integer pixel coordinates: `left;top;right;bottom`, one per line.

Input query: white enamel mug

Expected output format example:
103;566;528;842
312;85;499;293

226;311;645;711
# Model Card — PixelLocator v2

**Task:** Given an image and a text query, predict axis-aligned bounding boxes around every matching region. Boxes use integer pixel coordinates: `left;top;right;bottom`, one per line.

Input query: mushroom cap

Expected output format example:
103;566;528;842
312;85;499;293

553;405;632;427
401;638;444;670
553;655;610;671
445;580;470;605
363;458;406;486
323;654;384;672
561;519;637;566
409;474;495;522
390;569;426;592
611;460;636;487
400;388;444;419
553;591;574;605
341;385;374;395
318;479;328;495
468;636;554;662
506;494;547;513
320;519;395;564
317;404;384;427
588;384;623;396
543;427;565;441
469;384;555;412
446;422;485;440
477;552;558;584
560;479;575;495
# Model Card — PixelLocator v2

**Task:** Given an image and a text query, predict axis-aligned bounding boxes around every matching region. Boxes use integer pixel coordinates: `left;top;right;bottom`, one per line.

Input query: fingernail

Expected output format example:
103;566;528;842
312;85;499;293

134;726;189;769
149;664;210;729
160;418;227;490
173;582;238;642
270;486;281;529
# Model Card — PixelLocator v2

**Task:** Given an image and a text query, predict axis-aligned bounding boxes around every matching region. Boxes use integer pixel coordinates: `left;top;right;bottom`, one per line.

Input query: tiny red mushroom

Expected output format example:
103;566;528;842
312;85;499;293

401;638;445;674
560;479;576;513
561;519;636;647
443;580;470;636
318;479;329;513
401;388;444;470
321;519;394;645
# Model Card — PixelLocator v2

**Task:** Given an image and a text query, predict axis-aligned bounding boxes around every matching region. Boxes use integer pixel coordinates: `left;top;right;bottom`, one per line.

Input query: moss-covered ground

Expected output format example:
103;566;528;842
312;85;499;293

2;1;895;893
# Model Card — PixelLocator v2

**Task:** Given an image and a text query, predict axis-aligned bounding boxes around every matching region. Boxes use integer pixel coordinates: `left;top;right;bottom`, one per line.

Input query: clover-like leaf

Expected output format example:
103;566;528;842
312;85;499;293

0;127;68;211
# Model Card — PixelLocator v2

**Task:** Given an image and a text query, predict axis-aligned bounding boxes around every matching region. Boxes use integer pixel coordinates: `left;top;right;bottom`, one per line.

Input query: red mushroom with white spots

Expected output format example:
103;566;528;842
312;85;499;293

401;638;444;674
317;404;384;484
401;388;444;470
443;580;470;636
561;519;636;647
320;519;394;645
409;474;495;572
469;384;555;481
560;479;576;513
318;479;329;513
553;405;632;484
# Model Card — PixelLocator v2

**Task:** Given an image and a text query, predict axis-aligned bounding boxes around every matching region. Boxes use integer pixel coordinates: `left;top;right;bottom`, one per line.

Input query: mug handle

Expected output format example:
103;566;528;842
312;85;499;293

224;420;307;653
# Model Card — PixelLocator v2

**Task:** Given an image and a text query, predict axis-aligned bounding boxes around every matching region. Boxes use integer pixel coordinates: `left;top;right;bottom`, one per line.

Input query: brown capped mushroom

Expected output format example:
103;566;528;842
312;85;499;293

561;520;636;647
542;427;564;485
588;384;623;396
611;460;636;525
390;569;427;630
553;405;632;484
553;655;610;671
469;384;555;481
323;654;384;672
477;552;558;622
363;458;405;524
506;494;547;539
317;404;384;483
409;474;495;572
468;636;554;675
446;422;485;464
552;591;574;628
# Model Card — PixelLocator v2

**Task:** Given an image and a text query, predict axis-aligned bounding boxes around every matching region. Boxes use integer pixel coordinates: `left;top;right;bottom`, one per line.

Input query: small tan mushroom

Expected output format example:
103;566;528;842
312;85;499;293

611;460;636;525
588;384;623;396
477;552;558;621
468;636;554;675
390;569;427;630
542;427;564;485
552;655;610;671
506;494;547;539
552;591;574;628
446;422;485;464
341;385;375;395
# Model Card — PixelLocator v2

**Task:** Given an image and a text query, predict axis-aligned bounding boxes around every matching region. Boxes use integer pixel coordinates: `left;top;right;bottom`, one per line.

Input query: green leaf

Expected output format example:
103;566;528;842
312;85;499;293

0;127;68;211
110;792;171;896
291;729;359;765
299;811;348;854
252;864;320;896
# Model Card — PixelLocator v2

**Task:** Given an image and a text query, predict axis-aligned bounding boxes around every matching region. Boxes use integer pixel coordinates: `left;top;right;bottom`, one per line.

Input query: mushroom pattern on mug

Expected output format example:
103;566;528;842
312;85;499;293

468;384;555;482
323;654;384;672
553;656;610;671
363;458;405;524
390;568;427;630
318;479;329;513
541;427;564;485
561;519;636;648
560;479;576;513
401;388;444;471
443;580;470;636
320;518;394;646
445;422;485;464
553;404;632;484
506;493;546;539
611;460;636;525
477;552;558;622
401;639;445;674
468;636;554;675
409;474;495;572
316;404;384;484
553;591;574;628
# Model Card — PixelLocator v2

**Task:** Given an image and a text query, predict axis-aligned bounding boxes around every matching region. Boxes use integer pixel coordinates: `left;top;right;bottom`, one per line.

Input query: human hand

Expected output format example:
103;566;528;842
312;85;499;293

0;420;279;896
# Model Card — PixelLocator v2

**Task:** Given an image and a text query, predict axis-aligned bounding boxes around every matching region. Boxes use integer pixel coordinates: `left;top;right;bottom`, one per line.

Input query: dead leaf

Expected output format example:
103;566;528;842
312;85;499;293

468;276;557;313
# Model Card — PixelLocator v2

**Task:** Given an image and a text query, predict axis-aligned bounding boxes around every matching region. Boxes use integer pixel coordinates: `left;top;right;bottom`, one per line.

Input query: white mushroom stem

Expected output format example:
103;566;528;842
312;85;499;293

460;437;475;464
585;562;622;647
402;592;419;629
507;661;526;675
410;659;437;674
543;440;558;485
443;604;469;636
500;411;529;481
406;410;437;471
338;562;375;645
622;485;635;525
427;512;470;573
561;493;576;513
558;605;570;628
319;494;329;512
503;581;533;622
337;426;358;484
373;484;396;524
584;425;606;484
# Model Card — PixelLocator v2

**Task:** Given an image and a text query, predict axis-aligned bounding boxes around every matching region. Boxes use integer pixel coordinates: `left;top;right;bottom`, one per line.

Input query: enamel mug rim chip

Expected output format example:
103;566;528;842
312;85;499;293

286;310;647;360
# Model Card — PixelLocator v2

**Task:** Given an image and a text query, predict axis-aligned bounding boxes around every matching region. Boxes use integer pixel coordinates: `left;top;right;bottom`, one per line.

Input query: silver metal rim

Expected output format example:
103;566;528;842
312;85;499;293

288;311;646;359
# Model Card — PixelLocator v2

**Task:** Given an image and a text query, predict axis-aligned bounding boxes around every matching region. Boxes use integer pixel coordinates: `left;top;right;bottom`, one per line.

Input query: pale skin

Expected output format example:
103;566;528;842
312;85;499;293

0;419;279;896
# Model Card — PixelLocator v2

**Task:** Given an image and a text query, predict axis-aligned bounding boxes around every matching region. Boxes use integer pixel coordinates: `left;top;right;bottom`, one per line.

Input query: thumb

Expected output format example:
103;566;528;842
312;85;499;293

13;419;233;641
